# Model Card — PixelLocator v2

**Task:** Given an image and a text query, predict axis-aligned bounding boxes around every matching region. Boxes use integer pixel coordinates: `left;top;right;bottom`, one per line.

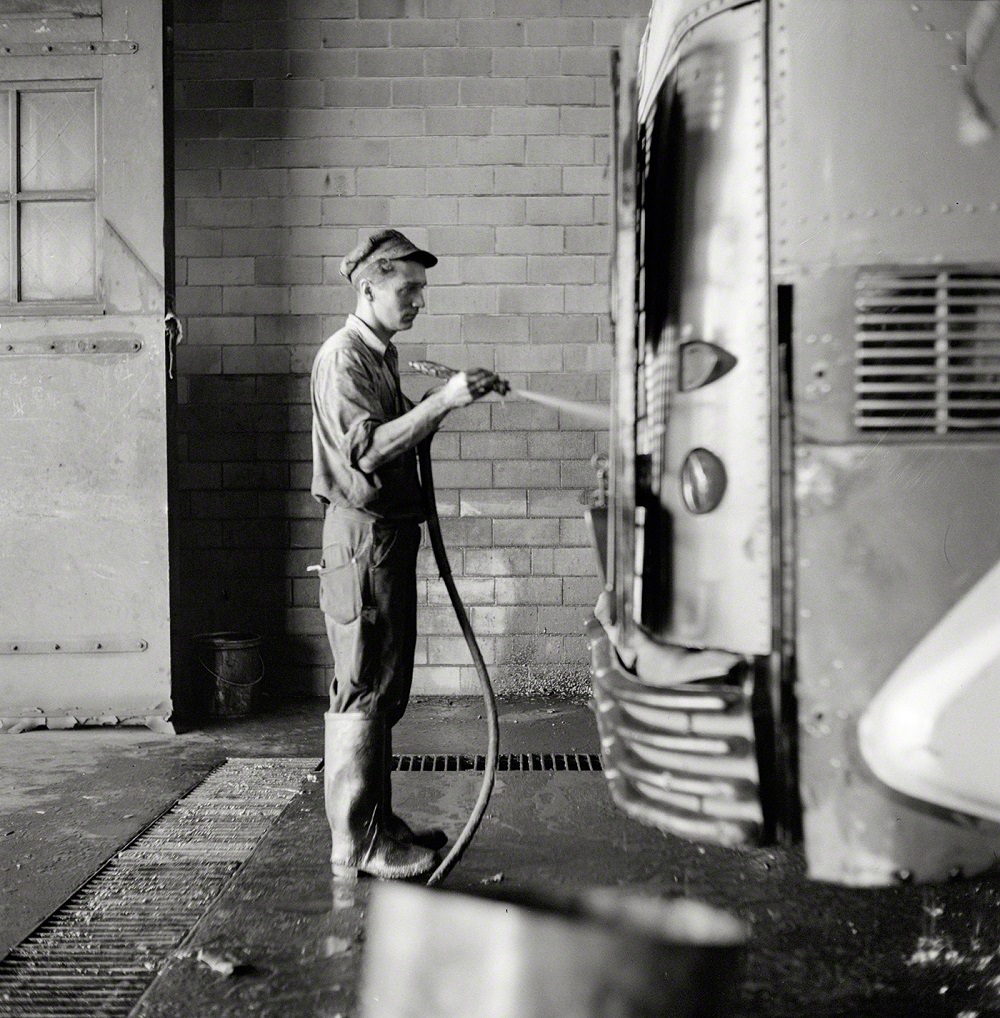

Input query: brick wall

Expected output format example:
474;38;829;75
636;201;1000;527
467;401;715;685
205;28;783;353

170;0;646;706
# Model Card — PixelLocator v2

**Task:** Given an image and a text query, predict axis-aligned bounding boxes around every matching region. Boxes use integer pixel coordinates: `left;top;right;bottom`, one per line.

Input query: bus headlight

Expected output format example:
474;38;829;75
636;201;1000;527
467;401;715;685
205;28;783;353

680;448;727;514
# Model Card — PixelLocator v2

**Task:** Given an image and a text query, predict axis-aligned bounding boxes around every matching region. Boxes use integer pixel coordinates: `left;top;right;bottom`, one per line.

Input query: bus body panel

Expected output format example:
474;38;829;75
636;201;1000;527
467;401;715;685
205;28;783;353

596;0;773;847
773;0;1000;882
638;1;772;656
595;0;1000;883
773;0;1000;276
795;441;1000;883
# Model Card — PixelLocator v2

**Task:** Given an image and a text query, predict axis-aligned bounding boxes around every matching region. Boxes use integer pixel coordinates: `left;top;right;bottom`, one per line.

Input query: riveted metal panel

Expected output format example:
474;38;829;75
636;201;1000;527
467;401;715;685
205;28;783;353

611;26;641;640
791;267;861;444
594;0;773;855
639;0;768;122
773;0;1000;882
644;1;771;655
772;0;1000;272
0;0;169;731
794;444;1000;883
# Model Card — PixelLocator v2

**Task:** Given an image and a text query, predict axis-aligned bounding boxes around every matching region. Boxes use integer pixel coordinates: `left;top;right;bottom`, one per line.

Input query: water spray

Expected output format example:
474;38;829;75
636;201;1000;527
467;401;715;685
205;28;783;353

409;360;611;428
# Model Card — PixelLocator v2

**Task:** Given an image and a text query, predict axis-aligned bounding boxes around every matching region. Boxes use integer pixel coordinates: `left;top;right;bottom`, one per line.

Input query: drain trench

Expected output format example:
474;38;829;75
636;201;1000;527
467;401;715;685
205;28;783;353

1;751;598;1016
393;752;602;772
0;757;319;1018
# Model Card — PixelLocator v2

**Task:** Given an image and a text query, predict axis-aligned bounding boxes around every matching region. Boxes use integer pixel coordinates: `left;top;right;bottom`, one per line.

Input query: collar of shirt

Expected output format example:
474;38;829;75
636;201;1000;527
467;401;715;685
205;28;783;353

346;314;394;363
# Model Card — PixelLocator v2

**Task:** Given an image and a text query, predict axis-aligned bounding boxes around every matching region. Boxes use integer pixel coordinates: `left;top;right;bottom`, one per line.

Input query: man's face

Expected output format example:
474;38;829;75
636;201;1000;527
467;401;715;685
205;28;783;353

367;260;427;334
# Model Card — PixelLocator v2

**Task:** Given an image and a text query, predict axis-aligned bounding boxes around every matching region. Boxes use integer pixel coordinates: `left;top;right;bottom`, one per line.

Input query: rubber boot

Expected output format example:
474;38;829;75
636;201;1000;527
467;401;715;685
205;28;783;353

324;712;436;880
383;726;448;852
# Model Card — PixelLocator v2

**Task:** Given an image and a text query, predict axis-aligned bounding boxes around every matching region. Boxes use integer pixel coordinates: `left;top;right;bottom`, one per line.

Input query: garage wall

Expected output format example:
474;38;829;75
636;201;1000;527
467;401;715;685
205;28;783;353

170;0;646;704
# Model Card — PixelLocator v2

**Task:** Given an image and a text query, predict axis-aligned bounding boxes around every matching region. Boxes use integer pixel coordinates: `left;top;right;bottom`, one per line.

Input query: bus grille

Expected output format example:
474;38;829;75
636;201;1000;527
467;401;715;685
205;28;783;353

854;267;1000;433
586;618;764;848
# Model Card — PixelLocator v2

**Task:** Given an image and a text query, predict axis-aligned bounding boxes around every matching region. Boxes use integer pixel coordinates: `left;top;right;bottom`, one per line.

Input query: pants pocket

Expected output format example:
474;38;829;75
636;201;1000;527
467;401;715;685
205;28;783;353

319;543;363;625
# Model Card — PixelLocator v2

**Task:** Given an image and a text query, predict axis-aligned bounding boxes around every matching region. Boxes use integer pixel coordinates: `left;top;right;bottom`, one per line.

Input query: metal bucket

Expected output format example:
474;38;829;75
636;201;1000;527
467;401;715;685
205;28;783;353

192;632;263;719
360;883;747;1018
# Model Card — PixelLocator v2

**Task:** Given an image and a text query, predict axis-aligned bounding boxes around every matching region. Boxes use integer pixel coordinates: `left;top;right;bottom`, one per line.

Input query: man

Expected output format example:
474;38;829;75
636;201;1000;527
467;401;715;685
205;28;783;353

311;229;499;880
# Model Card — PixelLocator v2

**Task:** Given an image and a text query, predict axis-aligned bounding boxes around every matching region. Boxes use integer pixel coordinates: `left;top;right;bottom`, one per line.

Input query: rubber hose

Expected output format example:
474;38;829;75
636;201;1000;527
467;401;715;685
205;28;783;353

418;435;499;887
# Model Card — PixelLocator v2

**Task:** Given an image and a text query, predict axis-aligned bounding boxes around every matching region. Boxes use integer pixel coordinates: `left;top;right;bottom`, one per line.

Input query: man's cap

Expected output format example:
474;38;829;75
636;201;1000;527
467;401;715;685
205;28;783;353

339;229;438;283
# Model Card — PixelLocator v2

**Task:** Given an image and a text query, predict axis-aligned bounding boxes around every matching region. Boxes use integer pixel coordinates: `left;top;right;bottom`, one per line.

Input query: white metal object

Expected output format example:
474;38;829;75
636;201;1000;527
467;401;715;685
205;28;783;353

859;559;1000;823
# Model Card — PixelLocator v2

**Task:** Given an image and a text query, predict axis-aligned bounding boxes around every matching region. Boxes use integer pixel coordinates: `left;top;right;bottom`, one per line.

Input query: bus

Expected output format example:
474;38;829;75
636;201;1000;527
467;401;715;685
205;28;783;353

588;0;1000;886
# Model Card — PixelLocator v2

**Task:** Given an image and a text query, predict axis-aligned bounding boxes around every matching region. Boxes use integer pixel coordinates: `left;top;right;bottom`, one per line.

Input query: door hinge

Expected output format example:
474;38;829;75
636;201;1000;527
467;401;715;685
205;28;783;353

2;638;149;654
0;40;138;56
0;335;143;356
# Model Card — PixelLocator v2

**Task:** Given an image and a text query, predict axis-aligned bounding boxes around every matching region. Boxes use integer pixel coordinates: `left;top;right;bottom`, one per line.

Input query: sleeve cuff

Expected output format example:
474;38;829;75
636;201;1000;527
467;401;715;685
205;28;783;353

344;416;379;470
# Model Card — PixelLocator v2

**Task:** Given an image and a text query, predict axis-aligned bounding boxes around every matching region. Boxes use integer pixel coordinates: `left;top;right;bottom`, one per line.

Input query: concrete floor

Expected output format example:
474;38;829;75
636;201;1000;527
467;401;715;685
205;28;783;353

4;695;1000;1017
0;695;595;959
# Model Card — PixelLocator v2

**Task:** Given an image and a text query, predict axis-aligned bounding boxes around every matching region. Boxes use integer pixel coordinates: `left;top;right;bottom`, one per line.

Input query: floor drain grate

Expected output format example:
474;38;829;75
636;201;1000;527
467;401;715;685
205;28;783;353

393;752;602;772
0;757;319;1018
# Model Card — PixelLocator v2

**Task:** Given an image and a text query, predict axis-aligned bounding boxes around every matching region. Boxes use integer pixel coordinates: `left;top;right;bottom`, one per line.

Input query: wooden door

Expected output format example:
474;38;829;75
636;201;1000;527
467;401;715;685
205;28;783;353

0;0;171;732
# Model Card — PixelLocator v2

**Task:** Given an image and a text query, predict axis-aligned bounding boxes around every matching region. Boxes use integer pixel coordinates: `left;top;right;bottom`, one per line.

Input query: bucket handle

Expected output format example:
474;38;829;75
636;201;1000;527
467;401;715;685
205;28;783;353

197;650;265;689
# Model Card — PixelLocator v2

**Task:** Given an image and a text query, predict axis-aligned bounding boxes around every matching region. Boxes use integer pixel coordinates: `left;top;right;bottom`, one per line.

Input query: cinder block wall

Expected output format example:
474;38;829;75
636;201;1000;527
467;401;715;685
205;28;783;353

170;0;646;703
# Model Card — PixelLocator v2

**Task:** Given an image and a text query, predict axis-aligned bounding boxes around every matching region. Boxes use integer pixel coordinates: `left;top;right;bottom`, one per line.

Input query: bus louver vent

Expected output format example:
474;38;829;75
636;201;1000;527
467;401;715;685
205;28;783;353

854;267;1000;433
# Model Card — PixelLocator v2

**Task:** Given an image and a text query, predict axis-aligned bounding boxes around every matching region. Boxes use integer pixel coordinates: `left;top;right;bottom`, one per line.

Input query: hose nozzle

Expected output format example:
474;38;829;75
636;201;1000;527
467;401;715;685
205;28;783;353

409;360;510;396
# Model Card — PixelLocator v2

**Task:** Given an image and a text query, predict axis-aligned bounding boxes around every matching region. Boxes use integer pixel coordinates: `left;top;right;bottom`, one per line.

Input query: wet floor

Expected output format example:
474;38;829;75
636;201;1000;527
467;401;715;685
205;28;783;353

138;768;1000;1017
4;696;1000;1016
0;696;591;958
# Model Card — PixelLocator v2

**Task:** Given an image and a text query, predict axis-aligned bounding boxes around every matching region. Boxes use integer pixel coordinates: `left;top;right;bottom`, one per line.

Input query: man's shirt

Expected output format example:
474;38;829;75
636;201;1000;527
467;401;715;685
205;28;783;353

310;315;424;522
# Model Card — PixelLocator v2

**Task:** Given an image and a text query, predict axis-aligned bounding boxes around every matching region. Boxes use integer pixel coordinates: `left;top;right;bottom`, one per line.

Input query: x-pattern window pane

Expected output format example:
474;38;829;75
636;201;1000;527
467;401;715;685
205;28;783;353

0;93;10;194
0;93;8;299
21;202;94;301
0;215;9;298
20;91;95;192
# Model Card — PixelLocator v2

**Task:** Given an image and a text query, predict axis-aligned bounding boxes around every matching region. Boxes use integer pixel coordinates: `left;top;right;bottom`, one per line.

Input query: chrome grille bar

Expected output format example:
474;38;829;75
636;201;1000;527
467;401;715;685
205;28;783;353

586;617;764;848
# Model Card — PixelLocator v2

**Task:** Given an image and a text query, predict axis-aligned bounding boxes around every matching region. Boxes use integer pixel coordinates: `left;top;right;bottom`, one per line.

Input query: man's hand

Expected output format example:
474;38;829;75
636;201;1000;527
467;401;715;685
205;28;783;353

361;367;504;471
441;368;503;409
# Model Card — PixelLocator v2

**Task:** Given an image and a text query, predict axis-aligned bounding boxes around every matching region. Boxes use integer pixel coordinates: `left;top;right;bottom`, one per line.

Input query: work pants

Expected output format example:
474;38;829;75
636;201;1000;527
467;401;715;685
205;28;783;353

319;507;420;727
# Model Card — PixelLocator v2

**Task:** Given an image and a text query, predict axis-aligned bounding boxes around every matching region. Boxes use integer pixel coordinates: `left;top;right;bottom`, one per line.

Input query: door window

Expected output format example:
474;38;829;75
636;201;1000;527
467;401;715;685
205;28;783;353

0;85;98;307
0;93;9;298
